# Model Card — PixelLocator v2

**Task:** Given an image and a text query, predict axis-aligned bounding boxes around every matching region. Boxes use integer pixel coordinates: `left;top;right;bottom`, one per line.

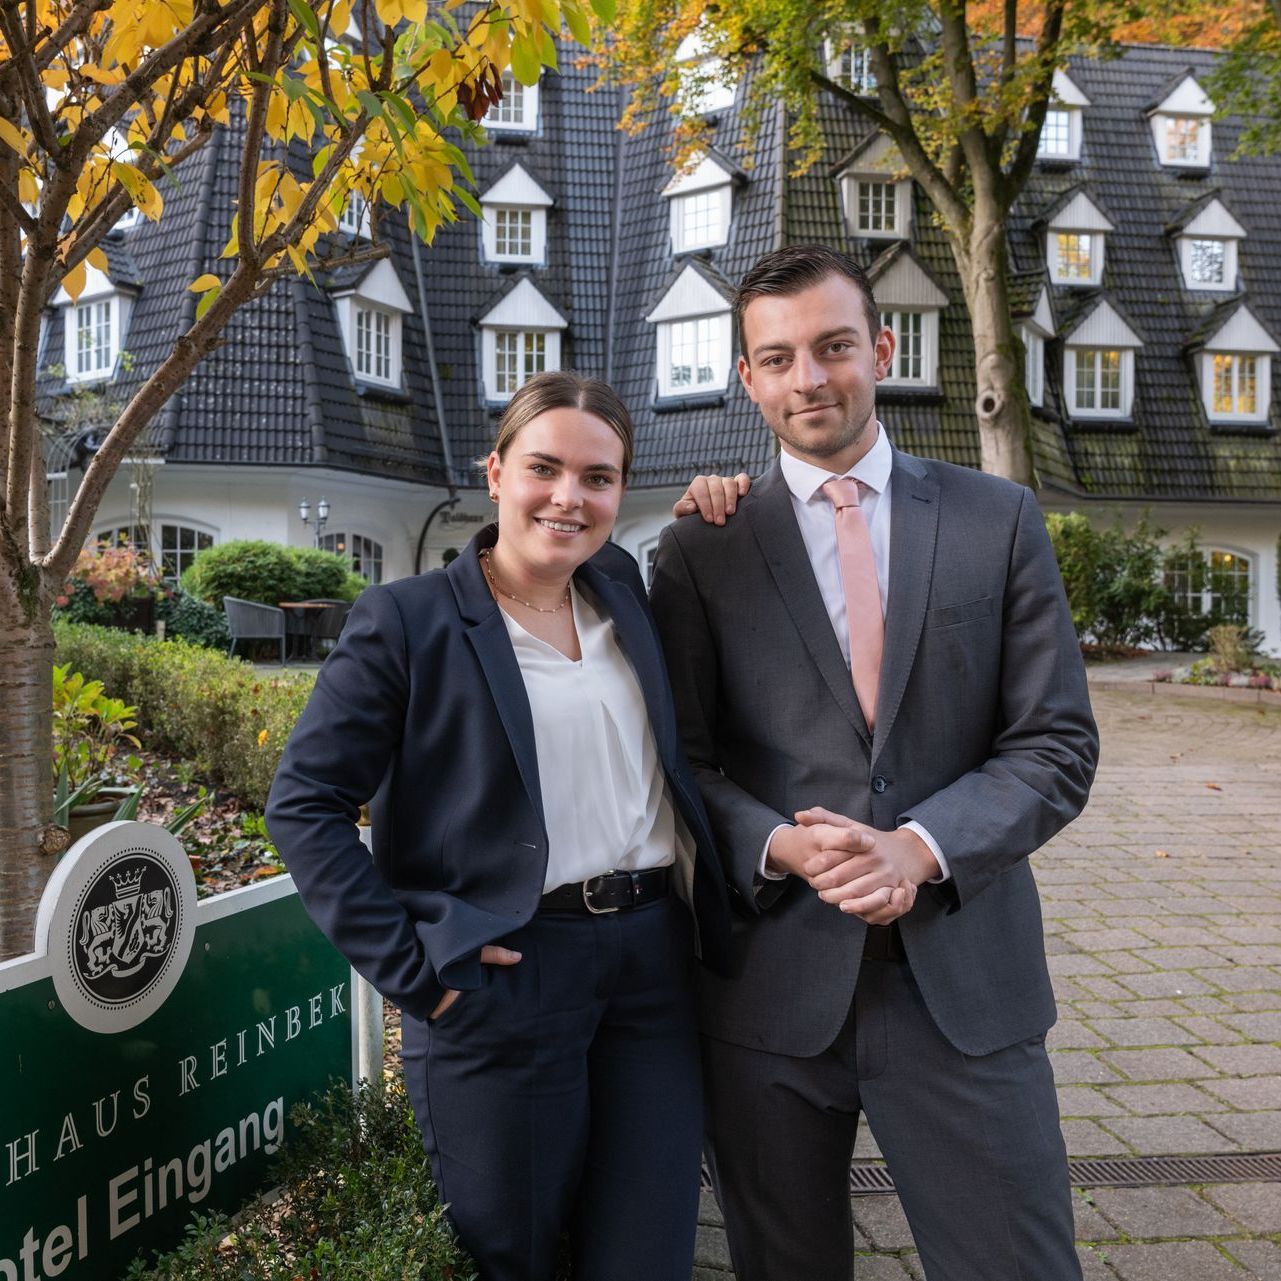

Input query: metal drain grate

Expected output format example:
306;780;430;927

843;1151;1281;1196
702;1152;1281;1197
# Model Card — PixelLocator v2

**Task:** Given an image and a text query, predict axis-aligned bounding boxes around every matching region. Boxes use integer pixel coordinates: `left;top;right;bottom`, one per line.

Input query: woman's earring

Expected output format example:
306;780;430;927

488;490;498;501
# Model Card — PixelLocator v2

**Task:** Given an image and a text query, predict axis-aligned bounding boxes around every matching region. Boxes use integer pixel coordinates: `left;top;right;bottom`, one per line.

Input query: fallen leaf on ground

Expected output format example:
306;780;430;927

1154;849;1170;858
1205;782;1222;791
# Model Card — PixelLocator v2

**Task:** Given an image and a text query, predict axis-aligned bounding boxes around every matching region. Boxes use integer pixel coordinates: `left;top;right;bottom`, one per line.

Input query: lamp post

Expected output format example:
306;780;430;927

298;496;330;547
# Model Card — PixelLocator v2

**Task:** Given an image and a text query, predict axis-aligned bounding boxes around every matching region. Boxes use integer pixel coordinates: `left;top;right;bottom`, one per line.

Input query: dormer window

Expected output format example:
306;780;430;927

869;250;947;388
645;264;732;398
1193;305;1278;426
479;278;567;401
838;135;912;241
1018;287;1055;409
1172;197;1244;292
332;258;413;389
480;164;553;265
662;153;735;253
675;29;737;115
823;39;876;94
1037;70;1089;162
487;71;539;132
1149;74;1213;168
56;264;133;385
1063;300;1142;420
340;190;369;237
1046;191;1113;287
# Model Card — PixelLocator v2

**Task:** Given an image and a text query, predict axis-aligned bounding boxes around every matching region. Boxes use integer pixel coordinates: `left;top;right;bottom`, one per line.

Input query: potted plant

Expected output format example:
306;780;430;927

54;541;169;633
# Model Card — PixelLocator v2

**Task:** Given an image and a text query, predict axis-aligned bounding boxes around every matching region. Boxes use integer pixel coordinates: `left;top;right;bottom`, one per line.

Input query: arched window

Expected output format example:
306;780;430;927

1163;548;1252;624
319;532;384;584
92;521;216;581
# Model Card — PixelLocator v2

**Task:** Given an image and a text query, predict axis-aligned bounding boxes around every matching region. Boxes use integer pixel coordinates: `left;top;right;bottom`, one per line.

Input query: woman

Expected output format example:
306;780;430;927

266;372;732;1281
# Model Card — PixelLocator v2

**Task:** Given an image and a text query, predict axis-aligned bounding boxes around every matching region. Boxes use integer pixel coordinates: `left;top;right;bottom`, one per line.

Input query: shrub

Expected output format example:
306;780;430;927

54;624;314;809
182;540;365;608
1043;513;1098;637
156;588;230;650
124;1080;479;1281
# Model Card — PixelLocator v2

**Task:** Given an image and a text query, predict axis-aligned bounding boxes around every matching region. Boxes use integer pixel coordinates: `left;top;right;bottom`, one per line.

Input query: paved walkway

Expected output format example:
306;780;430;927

695;687;1281;1279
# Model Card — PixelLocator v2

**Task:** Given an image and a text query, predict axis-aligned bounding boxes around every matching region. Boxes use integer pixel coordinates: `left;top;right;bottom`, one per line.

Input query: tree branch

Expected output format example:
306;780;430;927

0;4;62;157
27;436;49;561
1002;0;1066;206
936;0;993;188
236;0;288;269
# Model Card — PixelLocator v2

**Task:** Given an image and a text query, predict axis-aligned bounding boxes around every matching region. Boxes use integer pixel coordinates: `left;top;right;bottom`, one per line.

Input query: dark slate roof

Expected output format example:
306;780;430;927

35;39;1281;503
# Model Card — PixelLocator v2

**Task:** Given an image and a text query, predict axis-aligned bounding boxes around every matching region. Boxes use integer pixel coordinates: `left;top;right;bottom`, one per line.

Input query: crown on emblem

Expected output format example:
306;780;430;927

109;866;145;899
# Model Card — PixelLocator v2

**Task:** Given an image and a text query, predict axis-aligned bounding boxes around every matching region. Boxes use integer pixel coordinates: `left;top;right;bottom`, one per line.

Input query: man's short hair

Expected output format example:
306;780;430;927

734;245;881;359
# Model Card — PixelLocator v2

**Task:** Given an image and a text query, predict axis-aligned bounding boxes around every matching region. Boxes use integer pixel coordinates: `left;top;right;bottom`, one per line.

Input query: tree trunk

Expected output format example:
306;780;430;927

0;579;59;961
955;221;1036;487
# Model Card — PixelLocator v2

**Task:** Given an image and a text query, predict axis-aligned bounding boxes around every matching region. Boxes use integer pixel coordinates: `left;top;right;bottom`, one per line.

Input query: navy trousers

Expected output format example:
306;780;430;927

401;896;702;1281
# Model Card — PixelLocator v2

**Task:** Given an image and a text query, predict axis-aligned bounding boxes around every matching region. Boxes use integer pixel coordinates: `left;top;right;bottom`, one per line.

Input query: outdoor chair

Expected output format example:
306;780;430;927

303;599;354;655
223;596;287;665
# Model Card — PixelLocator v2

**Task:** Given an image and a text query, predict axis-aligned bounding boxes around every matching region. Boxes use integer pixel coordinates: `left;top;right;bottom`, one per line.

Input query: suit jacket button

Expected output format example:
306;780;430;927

872;776;888;793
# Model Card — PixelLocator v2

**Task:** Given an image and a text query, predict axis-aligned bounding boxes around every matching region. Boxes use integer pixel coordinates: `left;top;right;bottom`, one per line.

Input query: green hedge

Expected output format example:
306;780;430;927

181;539;366;608
124;1081;478;1281
54;623;313;809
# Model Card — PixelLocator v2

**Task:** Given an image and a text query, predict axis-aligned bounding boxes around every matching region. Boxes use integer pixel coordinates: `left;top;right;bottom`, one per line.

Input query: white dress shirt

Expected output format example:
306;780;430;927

498;584;681;893
760;425;950;882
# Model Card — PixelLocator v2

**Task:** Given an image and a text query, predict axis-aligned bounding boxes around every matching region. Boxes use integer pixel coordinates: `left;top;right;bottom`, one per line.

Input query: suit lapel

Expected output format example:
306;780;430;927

874;449;939;761
449;528;545;828
746;464;870;747
576;559;678;767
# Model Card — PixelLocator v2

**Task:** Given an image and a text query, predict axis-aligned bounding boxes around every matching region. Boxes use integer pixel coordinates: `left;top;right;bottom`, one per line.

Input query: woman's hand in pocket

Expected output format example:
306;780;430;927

430;945;523;1020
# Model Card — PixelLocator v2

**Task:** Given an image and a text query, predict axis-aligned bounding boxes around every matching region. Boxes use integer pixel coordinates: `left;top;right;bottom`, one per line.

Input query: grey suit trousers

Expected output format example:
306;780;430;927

702;954;1081;1281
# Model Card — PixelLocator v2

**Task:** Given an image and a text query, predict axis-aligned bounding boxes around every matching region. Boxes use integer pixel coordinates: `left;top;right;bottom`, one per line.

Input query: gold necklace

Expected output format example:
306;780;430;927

480;549;572;614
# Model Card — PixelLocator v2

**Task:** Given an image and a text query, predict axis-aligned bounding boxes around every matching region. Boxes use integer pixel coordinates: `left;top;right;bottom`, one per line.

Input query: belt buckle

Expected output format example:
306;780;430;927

583;870;623;915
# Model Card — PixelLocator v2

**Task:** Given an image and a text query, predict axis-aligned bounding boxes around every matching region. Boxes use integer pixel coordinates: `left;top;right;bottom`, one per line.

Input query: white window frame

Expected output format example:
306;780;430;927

656;314;731;398
340;190;369;238
1153;113;1211;167
353;303;398;386
486;71;540;132
1037;107;1082;161
318;530;384;584
823;41;876;94
482;328;562;401
670;185;732;252
1048;230;1104;286
333;261;412;390
1021;327;1045;408
1166;546;1253;624
482;204;547;264
675;30;737;115
1200;351;1271;425
842;175;910;239
63;293;129;385
879;310;938;387
1065;347;1135;419
1179;235;1237;291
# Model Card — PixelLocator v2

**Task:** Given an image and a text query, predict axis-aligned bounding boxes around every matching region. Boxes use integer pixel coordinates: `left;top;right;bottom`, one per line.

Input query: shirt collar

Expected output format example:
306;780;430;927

779;422;893;505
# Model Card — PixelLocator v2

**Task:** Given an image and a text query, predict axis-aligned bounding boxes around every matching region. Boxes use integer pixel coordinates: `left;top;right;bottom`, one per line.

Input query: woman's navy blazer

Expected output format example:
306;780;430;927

266;526;732;1022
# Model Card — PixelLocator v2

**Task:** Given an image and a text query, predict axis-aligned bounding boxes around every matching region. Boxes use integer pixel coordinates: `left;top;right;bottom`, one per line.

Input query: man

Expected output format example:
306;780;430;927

649;244;1099;1281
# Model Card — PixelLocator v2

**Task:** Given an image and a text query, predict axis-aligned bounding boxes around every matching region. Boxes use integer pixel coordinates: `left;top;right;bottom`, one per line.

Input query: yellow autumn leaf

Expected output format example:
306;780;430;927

0;117;29;157
61;259;88;302
86;247;109;273
189;273;222;292
18;168;38;205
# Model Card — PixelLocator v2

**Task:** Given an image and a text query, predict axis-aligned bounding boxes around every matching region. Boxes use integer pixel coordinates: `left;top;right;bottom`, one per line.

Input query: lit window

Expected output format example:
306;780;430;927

1053;233;1095;282
1165;549;1251;622
1066;347;1135;417
1165;117;1202;163
319;532;384;584
76;301;113;377
880;310;937;385
1202;351;1271;424
494;330;547;396
487;71;539;131
355;306;394;383
494;208;533;258
656;313;730;398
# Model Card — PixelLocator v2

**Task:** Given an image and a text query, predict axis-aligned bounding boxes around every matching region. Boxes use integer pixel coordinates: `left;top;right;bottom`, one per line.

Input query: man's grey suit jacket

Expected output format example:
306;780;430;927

650;447;1099;1060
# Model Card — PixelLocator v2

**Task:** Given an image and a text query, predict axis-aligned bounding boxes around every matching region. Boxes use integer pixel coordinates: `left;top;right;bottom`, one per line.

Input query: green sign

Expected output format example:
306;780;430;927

0;823;354;1280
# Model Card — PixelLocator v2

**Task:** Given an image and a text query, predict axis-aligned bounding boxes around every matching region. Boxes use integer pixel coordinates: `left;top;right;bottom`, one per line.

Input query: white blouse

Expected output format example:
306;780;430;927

498;584;680;893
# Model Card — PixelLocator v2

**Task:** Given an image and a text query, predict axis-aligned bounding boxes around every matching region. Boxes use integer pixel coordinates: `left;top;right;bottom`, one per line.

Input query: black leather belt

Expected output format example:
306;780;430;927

539;867;671;915
862;922;906;961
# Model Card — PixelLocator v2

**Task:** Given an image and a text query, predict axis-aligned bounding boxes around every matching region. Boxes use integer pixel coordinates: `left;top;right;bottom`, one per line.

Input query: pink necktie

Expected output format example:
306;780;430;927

822;477;884;730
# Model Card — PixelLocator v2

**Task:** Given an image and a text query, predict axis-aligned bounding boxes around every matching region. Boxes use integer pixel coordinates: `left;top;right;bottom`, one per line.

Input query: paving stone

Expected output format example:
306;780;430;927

1198;966;1281;994
1049;955;1116;977
1231;991;1281;1012
1192;1045;1281;1076
1077;1001;1124;1019
1172;1016;1247;1045
1077;1244;1119;1281
1201;1078;1281;1110
1118;971;1215;998
1222;1012;1281;1040
1202;1183;1281;1234
1087;1017;1196;1047
1092;951;1158;974
1133;925;1230;946
1105;1241;1246;1281
1066;929;1160;951
854;1127;883;1159
1102;1082;1226;1115
1059;1086;1130;1117
1104;1048;1218;1081
1209;1110;1281;1148
1090;1186;1238;1238
1123;997;1203;1018
1073;1191;1121;1241
1224;1240;1281;1281
1060;1118;1132;1156
851;1196;917;1251
1104;1114;1239;1154
1216;945;1281;967
693;1224;734;1271
1183;995;1237;1014
697;1192;724;1227
1052;1051;1126;1085
1079;977;1144;1002
848;1257;913;1279
1141;947;1233;969
1049;1021;1110;1050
